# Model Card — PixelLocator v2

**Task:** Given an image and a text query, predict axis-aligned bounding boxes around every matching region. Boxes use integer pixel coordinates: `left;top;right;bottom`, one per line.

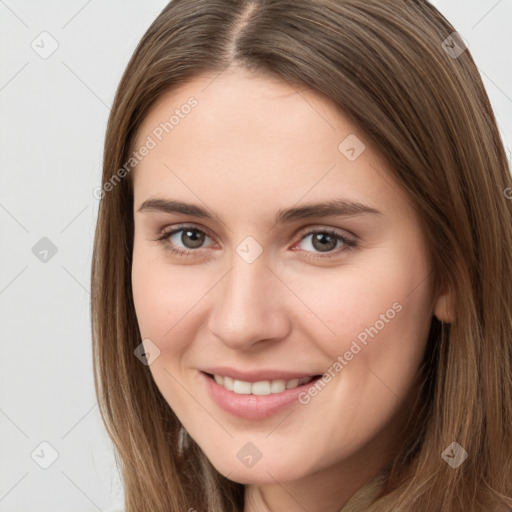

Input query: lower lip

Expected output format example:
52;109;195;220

201;371;321;420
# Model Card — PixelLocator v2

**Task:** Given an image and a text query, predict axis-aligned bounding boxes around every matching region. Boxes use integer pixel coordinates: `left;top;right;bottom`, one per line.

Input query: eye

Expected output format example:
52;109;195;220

294;228;356;259
156;225;214;256
155;225;357;260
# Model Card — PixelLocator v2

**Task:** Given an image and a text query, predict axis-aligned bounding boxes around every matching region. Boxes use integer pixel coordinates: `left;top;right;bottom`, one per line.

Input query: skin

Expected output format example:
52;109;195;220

131;66;453;512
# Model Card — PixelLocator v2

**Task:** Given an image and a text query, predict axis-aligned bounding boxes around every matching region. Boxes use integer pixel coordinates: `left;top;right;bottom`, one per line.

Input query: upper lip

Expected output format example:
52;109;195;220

201;366;321;383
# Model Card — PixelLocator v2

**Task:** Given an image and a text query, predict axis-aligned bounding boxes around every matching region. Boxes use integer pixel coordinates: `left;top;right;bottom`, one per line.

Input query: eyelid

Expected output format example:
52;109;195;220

294;224;357;242
159;223;356;241
160;223;212;238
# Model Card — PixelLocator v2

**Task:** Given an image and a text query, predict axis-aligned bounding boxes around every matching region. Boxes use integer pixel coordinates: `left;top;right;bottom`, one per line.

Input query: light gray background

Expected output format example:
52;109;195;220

0;1;510;511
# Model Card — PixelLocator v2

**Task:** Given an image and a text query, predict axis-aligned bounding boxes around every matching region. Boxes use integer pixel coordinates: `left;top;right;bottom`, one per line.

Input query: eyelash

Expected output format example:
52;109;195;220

155;224;357;260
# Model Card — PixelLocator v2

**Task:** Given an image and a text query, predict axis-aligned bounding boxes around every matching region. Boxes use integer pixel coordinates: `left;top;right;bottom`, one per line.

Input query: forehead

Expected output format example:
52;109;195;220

131;68;406;220
134;67;348;153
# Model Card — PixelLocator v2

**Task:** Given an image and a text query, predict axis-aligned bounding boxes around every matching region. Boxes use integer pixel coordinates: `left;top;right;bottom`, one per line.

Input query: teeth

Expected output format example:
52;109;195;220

270;380;286;393
212;374;314;395
233;380;252;394
286;378;300;389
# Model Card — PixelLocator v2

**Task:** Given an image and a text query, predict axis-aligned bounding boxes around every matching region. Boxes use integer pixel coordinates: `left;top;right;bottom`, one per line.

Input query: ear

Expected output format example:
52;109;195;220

433;288;455;323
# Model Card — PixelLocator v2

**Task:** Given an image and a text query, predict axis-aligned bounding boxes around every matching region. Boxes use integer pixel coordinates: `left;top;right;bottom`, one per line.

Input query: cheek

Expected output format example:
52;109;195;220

291;252;431;345
131;243;213;352
297;247;433;397
131;244;175;340
286;259;432;457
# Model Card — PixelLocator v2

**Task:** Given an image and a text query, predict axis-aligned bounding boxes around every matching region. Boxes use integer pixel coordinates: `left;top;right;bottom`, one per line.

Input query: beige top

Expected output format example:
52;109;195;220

338;472;387;512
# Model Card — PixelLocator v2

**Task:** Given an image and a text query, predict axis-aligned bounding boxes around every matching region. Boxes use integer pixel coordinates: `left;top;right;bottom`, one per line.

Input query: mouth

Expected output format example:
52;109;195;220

201;371;324;420
204;372;323;396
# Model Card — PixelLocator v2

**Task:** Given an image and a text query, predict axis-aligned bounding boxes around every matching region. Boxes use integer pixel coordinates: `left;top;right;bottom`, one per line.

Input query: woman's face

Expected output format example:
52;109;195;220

131;67;441;488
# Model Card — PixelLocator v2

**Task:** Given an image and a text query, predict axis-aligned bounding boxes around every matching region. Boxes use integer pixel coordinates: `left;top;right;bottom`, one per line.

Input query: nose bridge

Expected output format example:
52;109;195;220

207;251;289;349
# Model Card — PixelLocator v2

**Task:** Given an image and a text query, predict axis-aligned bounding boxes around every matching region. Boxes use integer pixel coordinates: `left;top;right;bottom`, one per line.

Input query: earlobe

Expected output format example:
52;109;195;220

433;290;455;323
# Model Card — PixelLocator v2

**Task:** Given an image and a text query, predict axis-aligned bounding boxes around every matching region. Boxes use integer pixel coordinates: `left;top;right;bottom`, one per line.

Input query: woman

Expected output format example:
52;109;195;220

91;1;512;510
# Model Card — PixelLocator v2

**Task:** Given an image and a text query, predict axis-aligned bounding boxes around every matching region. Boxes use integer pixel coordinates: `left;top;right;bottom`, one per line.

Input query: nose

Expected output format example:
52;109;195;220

206;255;291;351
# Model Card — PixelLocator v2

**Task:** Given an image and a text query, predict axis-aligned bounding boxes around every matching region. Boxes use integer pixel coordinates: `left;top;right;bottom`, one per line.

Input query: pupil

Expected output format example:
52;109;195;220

182;229;204;249
313;233;336;252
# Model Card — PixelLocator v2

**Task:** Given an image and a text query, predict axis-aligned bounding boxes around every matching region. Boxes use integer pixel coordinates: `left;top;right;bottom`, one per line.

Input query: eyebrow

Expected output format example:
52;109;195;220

137;197;382;225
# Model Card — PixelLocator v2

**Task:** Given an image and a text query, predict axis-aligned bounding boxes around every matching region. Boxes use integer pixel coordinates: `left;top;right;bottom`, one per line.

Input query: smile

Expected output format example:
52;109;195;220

211;373;316;395
201;370;324;420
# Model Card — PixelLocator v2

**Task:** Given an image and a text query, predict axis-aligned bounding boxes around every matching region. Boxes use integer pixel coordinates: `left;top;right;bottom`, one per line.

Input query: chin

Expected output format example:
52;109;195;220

206;451;310;485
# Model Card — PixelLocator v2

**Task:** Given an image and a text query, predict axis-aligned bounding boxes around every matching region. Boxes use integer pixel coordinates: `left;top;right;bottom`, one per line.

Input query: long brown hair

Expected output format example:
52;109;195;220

91;1;512;510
